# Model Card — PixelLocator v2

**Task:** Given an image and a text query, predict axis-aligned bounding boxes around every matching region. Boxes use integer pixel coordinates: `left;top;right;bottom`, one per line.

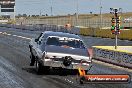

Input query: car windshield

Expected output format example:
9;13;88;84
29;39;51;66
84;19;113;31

46;37;85;49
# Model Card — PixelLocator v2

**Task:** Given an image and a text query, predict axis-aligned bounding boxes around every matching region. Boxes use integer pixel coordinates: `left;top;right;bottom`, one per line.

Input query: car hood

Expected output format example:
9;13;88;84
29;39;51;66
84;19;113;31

45;45;88;57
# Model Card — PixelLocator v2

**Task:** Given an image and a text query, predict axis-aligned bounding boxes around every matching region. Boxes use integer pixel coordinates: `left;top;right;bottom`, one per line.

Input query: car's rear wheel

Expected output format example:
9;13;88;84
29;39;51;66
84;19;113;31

36;60;50;75
36;60;43;74
43;66;50;75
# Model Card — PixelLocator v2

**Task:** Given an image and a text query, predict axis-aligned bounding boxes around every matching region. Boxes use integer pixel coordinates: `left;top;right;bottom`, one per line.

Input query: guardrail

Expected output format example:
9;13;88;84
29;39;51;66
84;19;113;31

92;46;132;68
0;24;80;35
0;24;64;32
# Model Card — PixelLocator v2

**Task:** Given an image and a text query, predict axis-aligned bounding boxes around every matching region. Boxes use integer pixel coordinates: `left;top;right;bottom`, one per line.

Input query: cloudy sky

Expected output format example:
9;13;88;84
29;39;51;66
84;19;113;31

7;0;132;15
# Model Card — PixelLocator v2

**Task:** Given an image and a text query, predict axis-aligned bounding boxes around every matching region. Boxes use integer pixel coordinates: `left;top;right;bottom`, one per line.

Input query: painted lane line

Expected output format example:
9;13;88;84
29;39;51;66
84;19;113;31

0;31;31;40
65;79;74;84
16;35;31;40
2;32;8;35
17;35;23;38
12;34;31;40
13;35;17;37
6;34;11;36
16;36;31;40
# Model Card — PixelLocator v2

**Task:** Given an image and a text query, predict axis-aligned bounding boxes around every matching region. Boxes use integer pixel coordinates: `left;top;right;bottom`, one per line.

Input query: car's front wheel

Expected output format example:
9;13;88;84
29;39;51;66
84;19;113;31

30;53;35;66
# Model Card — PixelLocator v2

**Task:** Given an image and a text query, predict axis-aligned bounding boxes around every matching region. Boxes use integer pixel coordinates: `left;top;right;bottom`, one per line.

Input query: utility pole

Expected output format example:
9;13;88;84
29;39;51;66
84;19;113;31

40;10;42;16
50;0;53;25
100;0;102;29
50;0;53;16
76;0;79;26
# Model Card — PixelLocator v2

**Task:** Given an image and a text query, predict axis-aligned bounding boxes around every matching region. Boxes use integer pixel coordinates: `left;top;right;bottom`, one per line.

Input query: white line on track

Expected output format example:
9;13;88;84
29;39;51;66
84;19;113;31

65;79;74;84
6;34;11;36
0;31;31;40
13;34;17;37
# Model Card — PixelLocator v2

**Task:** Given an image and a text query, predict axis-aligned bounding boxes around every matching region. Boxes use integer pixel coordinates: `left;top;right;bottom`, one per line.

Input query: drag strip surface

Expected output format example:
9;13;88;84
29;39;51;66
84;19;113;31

0;27;132;88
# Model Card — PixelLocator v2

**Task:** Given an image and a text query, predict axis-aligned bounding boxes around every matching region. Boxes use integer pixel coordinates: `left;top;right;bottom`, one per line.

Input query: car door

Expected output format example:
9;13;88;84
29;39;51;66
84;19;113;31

32;33;43;58
36;33;46;59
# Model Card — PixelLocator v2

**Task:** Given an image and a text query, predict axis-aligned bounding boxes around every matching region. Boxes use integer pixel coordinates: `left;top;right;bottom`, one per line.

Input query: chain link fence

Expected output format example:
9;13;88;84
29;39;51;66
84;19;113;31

15;14;132;29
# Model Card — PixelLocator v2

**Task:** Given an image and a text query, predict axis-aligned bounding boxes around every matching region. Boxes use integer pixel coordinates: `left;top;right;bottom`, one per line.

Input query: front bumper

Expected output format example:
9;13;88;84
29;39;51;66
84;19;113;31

43;59;92;70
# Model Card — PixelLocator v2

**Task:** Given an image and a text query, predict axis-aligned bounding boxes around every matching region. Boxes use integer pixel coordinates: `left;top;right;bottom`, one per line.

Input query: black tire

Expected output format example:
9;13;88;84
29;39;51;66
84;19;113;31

36;60;43;75
36;60;50;75
29;45;36;66
43;66;50;75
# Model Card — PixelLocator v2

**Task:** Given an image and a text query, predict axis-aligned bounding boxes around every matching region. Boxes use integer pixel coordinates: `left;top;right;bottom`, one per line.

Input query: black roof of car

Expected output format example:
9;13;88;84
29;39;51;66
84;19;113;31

43;31;81;39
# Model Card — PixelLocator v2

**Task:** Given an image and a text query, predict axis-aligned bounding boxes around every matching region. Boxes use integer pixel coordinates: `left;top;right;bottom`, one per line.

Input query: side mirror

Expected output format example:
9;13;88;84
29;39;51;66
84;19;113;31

35;39;38;42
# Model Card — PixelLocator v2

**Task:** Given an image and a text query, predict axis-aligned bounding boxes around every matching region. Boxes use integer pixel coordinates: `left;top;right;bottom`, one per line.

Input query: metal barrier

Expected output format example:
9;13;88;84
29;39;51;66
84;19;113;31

92;46;132;68
0;24;80;34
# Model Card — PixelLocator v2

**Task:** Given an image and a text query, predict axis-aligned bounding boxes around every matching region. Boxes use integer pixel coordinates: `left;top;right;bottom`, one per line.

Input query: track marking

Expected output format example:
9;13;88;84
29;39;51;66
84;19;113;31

0;31;31;40
6;34;11;36
93;59;132;73
65;78;74;84
13;34;17;37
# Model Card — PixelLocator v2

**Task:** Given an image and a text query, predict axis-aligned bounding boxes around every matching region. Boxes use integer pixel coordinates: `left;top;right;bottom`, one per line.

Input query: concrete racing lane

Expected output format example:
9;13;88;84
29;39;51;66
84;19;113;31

0;27;132;88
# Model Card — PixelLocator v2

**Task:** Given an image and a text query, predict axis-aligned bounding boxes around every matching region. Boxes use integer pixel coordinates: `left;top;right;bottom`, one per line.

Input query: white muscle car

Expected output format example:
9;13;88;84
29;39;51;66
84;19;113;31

29;31;92;74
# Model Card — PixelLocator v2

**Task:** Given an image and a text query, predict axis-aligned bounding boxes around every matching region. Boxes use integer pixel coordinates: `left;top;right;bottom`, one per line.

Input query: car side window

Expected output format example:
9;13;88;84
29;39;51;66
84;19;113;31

39;37;46;52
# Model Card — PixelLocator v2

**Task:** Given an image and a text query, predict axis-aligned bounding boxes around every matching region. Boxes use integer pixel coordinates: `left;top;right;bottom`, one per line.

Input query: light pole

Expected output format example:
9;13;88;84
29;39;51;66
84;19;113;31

13;5;16;24
40;10;42;16
50;0;53;25
76;0;79;26
50;0;53;16
100;0;102;29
